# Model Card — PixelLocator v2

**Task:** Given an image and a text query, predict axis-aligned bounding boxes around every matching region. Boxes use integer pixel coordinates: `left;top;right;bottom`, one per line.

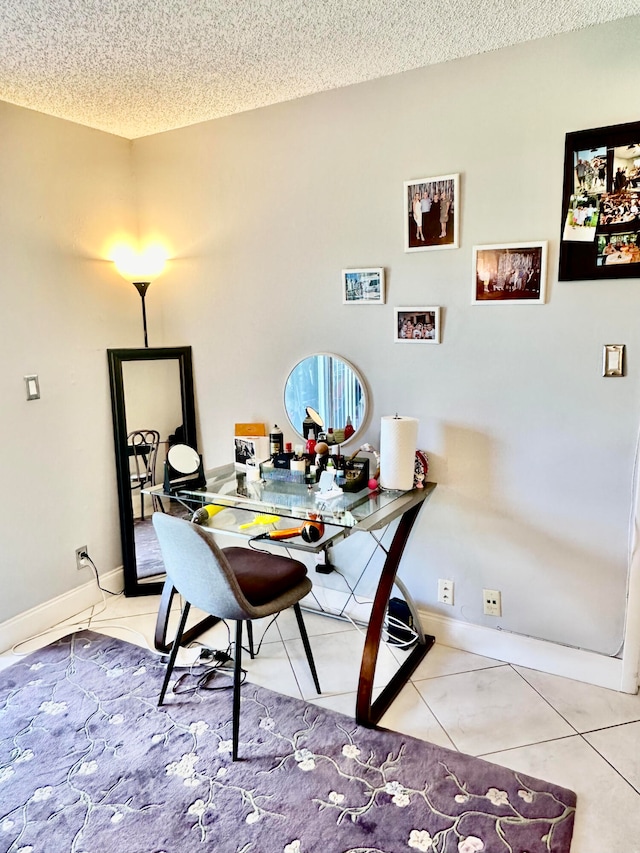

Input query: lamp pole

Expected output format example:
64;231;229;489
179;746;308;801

132;281;151;348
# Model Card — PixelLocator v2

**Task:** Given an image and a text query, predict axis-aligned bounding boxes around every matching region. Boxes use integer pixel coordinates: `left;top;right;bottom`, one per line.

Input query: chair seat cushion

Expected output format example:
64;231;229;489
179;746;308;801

222;547;308;606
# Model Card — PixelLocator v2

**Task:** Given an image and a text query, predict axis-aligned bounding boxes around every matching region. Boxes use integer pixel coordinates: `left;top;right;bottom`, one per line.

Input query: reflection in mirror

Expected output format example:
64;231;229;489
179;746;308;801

123;359;183;585
108;347;198;596
284;353;367;444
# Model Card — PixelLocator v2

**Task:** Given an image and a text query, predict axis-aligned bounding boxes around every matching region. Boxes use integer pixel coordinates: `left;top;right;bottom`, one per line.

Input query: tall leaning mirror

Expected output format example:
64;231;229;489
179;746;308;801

108;346;198;596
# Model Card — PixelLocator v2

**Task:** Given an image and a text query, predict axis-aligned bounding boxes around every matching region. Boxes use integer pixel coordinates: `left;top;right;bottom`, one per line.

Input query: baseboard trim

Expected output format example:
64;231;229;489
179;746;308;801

1;578;631;694
0;569;123;655
419;607;629;693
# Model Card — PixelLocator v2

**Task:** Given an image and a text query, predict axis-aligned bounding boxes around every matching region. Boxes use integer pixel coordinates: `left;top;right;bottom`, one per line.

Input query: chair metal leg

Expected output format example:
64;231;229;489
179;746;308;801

158;601;191;705
293;602;321;694
246;621;255;659
232;621;243;761
140;482;145;520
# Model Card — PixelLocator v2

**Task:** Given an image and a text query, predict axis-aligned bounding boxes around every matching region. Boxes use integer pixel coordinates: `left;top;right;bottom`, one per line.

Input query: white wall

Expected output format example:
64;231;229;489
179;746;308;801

0;102;137;620
133;17;640;658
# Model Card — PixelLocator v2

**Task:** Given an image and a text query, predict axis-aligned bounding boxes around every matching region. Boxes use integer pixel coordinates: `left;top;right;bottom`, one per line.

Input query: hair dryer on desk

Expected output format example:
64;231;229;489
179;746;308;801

253;519;325;543
191;505;225;525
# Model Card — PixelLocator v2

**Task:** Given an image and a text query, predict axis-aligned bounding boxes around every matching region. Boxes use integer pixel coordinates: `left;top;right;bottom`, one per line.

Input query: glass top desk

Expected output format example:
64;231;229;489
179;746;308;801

148;464;437;726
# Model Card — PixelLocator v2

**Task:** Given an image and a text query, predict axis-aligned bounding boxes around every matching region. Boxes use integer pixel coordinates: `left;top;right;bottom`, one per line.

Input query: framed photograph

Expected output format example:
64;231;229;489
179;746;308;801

234;436;269;467
559;120;640;280
342;268;385;304
472;242;548;305
404;173;459;252
394;307;441;343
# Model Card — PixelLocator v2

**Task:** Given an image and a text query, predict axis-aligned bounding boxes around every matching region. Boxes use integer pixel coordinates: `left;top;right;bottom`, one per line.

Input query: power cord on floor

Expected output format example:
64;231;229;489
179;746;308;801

172;639;246;694
317;567;420;648
81;552;122;596
10;550;142;657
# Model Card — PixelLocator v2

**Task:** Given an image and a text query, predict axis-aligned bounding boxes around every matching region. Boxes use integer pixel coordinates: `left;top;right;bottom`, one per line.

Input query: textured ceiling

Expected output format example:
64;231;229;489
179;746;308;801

0;1;639;139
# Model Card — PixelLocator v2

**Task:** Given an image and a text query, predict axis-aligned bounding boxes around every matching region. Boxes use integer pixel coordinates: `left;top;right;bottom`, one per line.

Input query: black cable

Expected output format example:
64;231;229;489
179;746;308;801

172;658;246;694
335;542;380;616
240;612;280;656
84;554;122;596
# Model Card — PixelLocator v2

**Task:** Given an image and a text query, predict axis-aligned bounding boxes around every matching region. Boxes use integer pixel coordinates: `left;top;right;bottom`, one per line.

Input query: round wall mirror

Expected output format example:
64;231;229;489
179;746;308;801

284;353;368;445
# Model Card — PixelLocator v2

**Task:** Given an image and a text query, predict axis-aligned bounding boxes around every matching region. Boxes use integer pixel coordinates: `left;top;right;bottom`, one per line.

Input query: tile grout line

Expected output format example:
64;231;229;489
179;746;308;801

510;664;581;735
509;664;640;794
403;681;461;751
577;733;640;797
409;662;509;685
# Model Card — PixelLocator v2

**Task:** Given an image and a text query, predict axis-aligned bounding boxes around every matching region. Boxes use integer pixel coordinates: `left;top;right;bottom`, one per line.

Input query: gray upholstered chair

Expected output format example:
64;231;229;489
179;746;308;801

152;512;321;760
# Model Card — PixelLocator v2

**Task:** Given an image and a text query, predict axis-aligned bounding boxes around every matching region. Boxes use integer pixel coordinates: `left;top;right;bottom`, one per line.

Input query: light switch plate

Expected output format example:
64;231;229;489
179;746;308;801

24;374;40;400
603;345;624;377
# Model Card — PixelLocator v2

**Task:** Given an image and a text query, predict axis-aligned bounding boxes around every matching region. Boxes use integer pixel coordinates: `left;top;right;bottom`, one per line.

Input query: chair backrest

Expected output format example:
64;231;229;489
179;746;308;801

128;429;161;485
152;513;254;621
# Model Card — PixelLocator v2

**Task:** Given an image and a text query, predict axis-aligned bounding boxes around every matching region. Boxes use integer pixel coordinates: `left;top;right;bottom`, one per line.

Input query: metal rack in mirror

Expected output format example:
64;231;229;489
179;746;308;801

107;346;199;596
284;353;368;445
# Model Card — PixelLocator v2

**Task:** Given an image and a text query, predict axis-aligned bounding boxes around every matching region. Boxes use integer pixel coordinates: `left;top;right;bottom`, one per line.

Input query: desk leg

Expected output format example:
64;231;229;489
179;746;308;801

154;578;220;653
356;500;435;726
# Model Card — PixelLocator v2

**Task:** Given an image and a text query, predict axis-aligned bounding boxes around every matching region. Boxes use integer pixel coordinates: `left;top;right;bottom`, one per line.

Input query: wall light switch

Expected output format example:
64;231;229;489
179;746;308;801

603;345;624;377
24;374;40;400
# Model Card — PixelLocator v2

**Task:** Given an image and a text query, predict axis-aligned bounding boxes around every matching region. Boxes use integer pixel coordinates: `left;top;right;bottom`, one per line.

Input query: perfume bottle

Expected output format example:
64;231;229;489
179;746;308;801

305;430;316;456
344;415;355;440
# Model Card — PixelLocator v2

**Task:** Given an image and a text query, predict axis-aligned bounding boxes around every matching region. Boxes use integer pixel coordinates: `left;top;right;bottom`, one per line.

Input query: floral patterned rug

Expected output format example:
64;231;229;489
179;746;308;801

0;630;576;853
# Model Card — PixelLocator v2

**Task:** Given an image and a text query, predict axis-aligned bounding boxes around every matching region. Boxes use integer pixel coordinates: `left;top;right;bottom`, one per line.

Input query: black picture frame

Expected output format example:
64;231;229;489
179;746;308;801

559;120;640;281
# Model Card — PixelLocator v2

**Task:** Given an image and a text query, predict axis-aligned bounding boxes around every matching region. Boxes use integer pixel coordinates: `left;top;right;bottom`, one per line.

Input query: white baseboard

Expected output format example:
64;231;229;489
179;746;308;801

1;575;633;694
419;607;631;694
0;568;123;655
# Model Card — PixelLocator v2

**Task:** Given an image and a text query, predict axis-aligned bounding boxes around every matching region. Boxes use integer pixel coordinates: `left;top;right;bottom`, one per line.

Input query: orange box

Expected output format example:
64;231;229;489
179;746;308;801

234;423;266;437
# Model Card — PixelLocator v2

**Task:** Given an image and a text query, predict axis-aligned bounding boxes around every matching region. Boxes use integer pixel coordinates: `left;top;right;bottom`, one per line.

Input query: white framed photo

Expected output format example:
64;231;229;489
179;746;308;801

342;268;385;304
472;241;548;305
404;174;459;252
394;307;441;343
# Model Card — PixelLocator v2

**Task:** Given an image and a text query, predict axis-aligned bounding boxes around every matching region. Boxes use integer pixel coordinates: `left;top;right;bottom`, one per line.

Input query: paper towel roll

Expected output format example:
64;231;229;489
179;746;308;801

379;416;418;490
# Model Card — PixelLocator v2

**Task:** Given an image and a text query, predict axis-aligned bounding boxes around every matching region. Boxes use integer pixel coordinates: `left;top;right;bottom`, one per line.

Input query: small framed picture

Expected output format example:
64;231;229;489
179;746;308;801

342;268;385;304
234;436;269;467
394;307;441;343
404;174;460;252
472;241;548;305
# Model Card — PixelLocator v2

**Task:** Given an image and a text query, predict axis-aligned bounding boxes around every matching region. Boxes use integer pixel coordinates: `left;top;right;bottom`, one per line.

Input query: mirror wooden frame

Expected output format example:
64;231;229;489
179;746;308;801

107;346;198;597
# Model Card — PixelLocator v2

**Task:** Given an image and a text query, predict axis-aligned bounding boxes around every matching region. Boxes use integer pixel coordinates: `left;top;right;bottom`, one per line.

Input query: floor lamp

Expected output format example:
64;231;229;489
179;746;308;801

113;247;167;348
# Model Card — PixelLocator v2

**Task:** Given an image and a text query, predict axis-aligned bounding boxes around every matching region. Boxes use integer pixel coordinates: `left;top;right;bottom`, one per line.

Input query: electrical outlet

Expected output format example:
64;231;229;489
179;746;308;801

438;578;454;605
483;588;502;617
75;546;89;571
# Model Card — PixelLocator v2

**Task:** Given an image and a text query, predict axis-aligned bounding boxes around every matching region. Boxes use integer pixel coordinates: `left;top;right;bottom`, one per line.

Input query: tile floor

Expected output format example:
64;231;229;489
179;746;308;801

2;591;640;852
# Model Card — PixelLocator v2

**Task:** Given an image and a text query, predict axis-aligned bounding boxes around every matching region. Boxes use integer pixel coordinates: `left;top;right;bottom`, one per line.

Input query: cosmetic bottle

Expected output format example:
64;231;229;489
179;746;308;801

344;415;355;440
269;425;283;458
305;430;316;456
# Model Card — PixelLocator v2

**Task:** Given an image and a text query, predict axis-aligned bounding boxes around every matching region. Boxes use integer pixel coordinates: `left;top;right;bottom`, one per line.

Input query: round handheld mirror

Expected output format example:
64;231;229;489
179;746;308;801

306;407;324;429
167;443;201;475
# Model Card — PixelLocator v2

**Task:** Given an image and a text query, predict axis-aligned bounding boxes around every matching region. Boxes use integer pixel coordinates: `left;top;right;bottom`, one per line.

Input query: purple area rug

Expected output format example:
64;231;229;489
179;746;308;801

0;631;576;853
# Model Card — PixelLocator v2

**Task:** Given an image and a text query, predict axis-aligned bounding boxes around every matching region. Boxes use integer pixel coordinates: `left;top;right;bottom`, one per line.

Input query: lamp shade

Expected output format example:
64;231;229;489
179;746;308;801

112;245;167;283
